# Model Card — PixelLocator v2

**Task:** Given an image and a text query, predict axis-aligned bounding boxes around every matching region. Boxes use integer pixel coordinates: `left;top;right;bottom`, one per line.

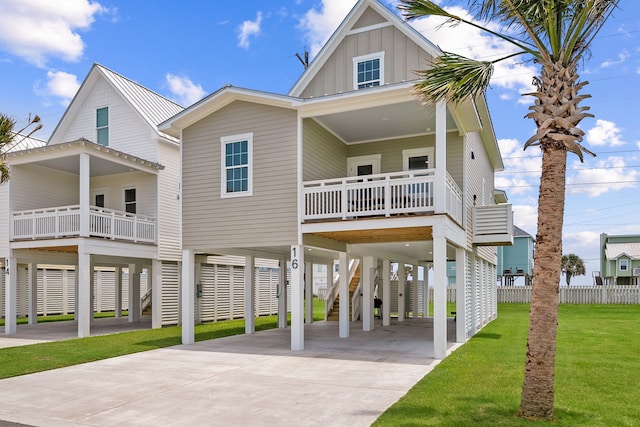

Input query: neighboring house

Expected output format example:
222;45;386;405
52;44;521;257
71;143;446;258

599;233;640;286
497;225;535;285
161;0;513;358
1;64;184;337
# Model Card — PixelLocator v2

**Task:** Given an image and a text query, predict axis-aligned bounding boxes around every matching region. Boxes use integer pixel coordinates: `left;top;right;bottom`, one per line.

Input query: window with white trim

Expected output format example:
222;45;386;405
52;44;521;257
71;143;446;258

619;258;629;272
96;107;109;146
124;188;136;214
402;147;434;171
353;52;384;90
221;133;253;197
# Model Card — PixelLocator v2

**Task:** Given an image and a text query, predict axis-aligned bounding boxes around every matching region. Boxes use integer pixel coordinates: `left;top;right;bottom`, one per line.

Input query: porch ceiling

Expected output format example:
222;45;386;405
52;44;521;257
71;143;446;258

313;100;458;144
28;155;139;177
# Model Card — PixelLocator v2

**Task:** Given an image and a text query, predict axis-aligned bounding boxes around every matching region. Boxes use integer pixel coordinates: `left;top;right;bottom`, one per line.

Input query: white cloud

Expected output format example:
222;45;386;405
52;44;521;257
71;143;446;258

406;6;537;96
567;156;638;197
165;74;206;106
0;0;106;67
45;70;81;105
496;138;542;195
298;0;357;56
586;119;625;147
600;50;629;68
512;204;538;232
238;11;263;49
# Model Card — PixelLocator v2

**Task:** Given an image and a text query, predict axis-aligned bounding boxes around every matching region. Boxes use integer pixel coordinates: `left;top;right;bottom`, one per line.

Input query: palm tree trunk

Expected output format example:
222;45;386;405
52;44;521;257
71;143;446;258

519;143;567;420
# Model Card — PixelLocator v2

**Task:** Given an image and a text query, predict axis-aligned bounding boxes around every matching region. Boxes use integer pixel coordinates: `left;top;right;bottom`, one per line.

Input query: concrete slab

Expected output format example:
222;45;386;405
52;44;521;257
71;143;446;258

0;319;460;426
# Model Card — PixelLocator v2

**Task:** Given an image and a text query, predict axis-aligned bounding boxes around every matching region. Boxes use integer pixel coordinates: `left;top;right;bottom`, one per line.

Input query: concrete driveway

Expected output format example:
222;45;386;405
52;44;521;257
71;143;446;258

0;319;459;426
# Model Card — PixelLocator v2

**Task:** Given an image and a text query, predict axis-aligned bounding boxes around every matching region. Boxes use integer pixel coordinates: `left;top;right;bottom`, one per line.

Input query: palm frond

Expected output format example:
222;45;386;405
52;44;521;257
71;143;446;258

413;53;494;104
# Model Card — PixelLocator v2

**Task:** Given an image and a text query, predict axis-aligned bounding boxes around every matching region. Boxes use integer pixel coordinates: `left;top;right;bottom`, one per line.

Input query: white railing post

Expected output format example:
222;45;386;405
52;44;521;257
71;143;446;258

341;180;348;220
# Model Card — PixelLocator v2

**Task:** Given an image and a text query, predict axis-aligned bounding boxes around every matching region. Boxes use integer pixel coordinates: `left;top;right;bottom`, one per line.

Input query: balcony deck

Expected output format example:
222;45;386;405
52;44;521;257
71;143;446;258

12;205;156;244
302;170;463;224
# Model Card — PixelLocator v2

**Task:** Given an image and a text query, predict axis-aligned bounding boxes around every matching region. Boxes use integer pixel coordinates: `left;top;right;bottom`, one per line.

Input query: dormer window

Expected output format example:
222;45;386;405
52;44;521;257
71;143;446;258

353;52;384;90
96;107;109;146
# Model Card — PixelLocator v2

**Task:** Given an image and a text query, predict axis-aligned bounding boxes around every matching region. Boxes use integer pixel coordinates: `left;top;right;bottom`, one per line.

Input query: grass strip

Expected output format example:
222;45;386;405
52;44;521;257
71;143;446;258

374;304;640;426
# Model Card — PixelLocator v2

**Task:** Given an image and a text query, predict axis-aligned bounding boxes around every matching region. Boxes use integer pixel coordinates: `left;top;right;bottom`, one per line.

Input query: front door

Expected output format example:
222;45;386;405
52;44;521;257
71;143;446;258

347;154;381;177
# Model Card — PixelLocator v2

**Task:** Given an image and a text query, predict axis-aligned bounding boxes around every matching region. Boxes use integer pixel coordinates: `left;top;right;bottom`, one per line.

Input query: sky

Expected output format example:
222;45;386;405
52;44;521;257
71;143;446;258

1;0;639;285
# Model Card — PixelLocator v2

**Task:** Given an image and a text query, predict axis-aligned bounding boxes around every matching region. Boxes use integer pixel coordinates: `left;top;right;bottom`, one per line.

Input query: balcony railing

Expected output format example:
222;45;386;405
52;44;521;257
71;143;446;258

12;205;156;244
302;169;463;224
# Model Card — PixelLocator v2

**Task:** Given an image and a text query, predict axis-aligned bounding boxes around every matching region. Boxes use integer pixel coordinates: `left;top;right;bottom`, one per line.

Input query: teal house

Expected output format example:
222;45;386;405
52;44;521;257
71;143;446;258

599;233;640;286
497;226;534;285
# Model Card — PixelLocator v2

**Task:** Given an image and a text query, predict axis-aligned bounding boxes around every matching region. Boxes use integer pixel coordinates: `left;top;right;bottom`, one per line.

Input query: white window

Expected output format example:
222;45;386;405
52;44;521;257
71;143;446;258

96;107;109;146
402;147;434;171
353;52;384;90
221;133;253;198
347;154;381;177
619;258;629;272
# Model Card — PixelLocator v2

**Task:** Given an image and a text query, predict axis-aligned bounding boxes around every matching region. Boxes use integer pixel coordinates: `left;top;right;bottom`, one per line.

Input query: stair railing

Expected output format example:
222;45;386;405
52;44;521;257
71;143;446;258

140;287;152;313
324;258;360;320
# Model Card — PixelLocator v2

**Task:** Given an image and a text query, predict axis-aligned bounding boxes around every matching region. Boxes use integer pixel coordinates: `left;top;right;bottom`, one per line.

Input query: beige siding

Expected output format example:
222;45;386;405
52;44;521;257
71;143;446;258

182;101;298;250
157;142;181;261
301;26;433;98
10;165;78;211
53;78;158;161
346;134;438;172
465;131;497;261
352;6;386;29
303;119;347;181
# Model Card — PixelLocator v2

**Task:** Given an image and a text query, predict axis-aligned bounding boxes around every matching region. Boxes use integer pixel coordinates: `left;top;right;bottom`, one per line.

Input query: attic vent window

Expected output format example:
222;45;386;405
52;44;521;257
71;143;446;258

353;52;384;90
96;107;109;146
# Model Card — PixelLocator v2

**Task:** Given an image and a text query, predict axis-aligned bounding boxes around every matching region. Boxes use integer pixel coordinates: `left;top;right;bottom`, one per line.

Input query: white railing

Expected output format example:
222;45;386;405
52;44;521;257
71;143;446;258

304;170;438;221
12;205;156;244
497;285;640;304
325;258;360;320
445;172;464;225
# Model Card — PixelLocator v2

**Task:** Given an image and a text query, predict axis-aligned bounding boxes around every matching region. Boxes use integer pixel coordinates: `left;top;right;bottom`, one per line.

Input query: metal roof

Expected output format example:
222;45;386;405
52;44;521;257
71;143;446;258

605;242;640;260
97;64;184;127
4;133;46;152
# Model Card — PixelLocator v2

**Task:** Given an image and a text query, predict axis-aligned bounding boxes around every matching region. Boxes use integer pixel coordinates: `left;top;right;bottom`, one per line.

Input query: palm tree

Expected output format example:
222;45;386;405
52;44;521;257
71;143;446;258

0;113;42;183
397;0;618;420
561;254;586;286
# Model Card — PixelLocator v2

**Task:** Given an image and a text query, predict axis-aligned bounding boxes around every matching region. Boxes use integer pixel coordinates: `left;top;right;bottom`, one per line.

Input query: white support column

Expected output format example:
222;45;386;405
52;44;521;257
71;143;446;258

244;255;255;334
338;252;349;338
433;229;448;359
90;259;95;326
423;263;430;317
79;152;90;237
77;243;91;338
115;266;122;318
434;100;447;214
28;262;38;325
128;263;141;322
398;263;405;322
382;259;391;326
455;247;467;343
411;264;419;318
290;245;304;351
181;249;195;345
305;261;313;324
4;256;17;334
277;257;287;329
152;259;162;329
362;256;375;332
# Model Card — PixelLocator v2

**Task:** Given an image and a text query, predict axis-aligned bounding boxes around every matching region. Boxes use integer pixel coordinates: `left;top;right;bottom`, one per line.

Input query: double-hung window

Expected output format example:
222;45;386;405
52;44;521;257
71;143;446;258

96;107;109;146
353;52;384;90
221;133;253;197
124;188;136;214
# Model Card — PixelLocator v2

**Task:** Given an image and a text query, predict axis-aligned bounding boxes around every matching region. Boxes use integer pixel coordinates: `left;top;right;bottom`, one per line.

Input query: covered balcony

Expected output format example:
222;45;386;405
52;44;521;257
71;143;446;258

11;205;156;244
303;169;463;224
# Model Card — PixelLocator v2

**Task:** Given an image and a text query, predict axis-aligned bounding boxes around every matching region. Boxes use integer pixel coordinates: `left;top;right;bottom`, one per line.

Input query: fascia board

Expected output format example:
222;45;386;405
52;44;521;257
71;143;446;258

160;87;298;137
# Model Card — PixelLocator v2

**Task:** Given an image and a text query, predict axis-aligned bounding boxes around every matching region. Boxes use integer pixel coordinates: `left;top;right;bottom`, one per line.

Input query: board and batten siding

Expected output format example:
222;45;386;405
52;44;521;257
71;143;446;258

10;165;78;212
303;119;347;181
465;131;498;261
300;23;433;98
52;78;158;162
157;141;181;261
182;101;298;250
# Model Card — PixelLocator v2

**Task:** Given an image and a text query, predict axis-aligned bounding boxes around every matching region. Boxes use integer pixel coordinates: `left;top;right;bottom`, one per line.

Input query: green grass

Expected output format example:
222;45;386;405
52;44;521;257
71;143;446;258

374;304;640;426
0;298;325;380
0;311;128;327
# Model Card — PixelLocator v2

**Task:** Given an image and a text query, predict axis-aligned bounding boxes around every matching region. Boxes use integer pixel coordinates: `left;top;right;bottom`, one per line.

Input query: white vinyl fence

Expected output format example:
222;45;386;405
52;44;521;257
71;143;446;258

498;285;640;304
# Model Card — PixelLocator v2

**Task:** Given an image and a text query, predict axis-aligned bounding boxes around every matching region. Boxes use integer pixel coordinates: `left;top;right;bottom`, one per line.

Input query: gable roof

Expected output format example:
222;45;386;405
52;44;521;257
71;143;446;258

288;0;440;97
605;242;640;260
513;225;534;239
49;63;184;144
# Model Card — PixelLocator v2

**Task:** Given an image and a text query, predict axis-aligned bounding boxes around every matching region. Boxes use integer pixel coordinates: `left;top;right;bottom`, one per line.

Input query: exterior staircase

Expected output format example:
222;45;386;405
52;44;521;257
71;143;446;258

327;264;360;321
